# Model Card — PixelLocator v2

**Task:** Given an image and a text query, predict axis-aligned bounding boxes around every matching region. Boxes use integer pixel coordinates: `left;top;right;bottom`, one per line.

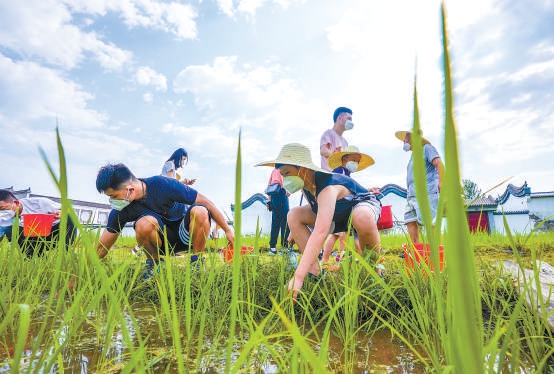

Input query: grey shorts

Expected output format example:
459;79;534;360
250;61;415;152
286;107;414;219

404;193;439;225
353;200;381;224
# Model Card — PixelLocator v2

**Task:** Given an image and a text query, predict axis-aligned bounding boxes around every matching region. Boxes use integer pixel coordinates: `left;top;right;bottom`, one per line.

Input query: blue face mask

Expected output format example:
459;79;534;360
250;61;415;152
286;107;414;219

403;142;411;152
344;120;354;131
283;176;305;194
109;188;131;211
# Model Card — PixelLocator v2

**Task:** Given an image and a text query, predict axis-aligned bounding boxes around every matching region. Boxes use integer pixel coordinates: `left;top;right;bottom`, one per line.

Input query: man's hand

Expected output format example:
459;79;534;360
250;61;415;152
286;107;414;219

368;186;381;195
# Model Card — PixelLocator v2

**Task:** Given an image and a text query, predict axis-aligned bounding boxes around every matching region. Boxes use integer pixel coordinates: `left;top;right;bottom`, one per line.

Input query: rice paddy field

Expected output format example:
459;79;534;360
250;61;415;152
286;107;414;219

2;4;554;373
1;231;554;373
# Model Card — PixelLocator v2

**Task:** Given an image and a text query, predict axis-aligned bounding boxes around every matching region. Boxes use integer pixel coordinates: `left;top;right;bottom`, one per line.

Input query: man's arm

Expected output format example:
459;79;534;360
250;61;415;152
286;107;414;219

195;193;234;244
432;157;444;192
96;229;119;259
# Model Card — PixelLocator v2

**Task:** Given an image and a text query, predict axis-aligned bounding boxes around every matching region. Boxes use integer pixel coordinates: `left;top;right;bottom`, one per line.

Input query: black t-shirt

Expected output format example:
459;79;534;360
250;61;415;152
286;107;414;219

106;176;198;233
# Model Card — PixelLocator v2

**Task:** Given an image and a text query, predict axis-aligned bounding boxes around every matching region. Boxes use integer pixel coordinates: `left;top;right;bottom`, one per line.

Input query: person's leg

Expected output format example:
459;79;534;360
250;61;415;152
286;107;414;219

287;205;320;274
351;205;380;256
134;216;164;260
404;197;421;244
407;222;420;243
282;195;290;247
269;202;279;249
187;205;211;253
322;234;338;262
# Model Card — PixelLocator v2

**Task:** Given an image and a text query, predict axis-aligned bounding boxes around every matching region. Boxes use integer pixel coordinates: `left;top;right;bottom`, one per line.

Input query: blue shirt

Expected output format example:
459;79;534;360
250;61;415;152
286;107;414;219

106;176;198;233
332;166;351;177
406;143;441;197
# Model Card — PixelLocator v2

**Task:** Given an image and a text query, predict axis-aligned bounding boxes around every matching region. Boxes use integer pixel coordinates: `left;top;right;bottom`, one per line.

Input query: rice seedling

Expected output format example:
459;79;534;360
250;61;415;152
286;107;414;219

1;2;553;373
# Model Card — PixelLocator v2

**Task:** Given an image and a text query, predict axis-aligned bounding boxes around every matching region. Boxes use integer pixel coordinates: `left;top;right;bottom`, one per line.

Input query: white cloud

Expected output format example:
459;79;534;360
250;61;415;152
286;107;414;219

0;0;132;70
0;54;105;128
173;56;299;114
136;66;167;91
143;92;153;102
217;0;306;17
66;0;198;40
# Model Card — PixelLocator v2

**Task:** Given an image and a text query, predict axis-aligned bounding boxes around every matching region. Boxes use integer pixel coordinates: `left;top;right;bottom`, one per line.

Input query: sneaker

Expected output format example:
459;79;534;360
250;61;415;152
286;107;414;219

141;258;164;280
132;245;142;256
268;248;278;256
318;249;324;261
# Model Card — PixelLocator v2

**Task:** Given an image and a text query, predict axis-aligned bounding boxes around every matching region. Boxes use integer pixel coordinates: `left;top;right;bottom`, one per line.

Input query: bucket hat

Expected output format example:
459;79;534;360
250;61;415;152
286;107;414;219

327;145;374;172
395;130;430;145
256;143;330;173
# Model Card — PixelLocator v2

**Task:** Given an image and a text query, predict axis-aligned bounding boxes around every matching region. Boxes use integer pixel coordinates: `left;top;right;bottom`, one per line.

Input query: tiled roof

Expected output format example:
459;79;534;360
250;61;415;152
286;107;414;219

530;191;554;198
230;193;268;211
466;195;497;207
30;194;111;209
496;182;530;205
380;183;407;198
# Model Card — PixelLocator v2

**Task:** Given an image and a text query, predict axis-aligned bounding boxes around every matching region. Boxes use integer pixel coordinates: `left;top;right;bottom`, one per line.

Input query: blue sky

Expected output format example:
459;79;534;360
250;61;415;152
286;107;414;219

1;0;553;213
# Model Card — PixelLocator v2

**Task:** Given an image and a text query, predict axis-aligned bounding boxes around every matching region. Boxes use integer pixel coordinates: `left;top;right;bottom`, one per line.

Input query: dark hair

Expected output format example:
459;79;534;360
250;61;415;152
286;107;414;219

0;189;16;203
96;163;136;193
167;148;188;169
275;164;299;169
333;107;352;123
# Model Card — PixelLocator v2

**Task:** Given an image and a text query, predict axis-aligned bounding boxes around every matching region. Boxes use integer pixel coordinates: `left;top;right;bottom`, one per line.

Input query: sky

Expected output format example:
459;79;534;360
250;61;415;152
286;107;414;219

1;0;554;214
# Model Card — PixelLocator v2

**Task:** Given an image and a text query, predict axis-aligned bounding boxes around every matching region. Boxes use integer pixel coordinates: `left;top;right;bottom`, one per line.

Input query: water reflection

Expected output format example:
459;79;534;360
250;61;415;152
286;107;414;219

0;303;534;373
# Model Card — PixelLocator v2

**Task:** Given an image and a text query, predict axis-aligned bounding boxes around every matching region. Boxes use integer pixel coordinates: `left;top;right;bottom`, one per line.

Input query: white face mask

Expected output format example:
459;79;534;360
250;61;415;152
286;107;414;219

283;175;305;194
109;189;131;211
345;161;359;173
344;120;354;131
403;142;411;152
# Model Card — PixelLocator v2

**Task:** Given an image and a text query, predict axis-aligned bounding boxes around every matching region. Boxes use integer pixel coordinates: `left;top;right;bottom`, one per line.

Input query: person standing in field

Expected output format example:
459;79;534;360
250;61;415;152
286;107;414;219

257;143;381;300
319;106;354;172
265;167;290;255
395;130;444;244
161;148;196;186
91;163;234;277
321;145;375;263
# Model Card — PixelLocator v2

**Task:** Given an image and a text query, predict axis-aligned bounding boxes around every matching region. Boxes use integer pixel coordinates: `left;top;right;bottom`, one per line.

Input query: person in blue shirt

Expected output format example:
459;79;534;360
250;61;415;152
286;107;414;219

395;130;444;244
92;163;234;264
257;143;381;300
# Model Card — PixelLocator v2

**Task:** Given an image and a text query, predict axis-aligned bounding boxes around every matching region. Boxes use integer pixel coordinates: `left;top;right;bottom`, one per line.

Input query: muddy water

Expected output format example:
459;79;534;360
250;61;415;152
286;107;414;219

0;303;429;373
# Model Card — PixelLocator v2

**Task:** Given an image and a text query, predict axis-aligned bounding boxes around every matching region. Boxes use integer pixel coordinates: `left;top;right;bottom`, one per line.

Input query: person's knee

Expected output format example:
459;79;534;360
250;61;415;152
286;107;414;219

190;206;209;224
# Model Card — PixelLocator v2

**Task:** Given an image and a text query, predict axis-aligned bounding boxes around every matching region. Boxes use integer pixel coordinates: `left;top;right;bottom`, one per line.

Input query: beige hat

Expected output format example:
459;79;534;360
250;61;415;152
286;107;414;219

255;143;330;173
327;145;375;172
395;130;430;145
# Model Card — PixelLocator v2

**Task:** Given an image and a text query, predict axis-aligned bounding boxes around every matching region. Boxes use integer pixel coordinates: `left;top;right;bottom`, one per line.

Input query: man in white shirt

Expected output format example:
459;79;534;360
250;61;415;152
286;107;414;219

0;189;76;257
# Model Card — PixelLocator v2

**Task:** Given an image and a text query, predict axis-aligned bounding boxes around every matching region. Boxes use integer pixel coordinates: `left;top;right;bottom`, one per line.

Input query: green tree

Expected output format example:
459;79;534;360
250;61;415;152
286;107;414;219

462;179;482;200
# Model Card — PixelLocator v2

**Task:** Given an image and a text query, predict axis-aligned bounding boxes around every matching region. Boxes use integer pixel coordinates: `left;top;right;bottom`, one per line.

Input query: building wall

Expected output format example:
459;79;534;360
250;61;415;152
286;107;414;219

239;200;272;235
527;196;554;221
492;213;532;235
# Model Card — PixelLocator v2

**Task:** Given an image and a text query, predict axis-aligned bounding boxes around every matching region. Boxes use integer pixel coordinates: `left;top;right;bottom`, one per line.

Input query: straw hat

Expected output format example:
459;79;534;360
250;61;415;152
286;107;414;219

255;143;330;173
395;130;430;145
327;145;374;172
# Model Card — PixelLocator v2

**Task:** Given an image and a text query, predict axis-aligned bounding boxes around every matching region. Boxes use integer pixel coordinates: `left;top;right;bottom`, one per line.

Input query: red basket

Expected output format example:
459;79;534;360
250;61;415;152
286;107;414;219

377;205;393;230
222;245;254;264
22;214;55;237
403;243;444;273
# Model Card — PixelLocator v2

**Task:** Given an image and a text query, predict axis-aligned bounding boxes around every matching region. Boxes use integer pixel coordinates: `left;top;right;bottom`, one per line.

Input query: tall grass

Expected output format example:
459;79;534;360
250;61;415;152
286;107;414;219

1;2;553;373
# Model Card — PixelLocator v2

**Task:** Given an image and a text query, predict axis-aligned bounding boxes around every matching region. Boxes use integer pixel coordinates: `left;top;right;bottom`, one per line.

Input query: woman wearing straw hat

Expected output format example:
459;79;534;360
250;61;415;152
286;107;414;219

256;143;381;300
322;145;375;263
